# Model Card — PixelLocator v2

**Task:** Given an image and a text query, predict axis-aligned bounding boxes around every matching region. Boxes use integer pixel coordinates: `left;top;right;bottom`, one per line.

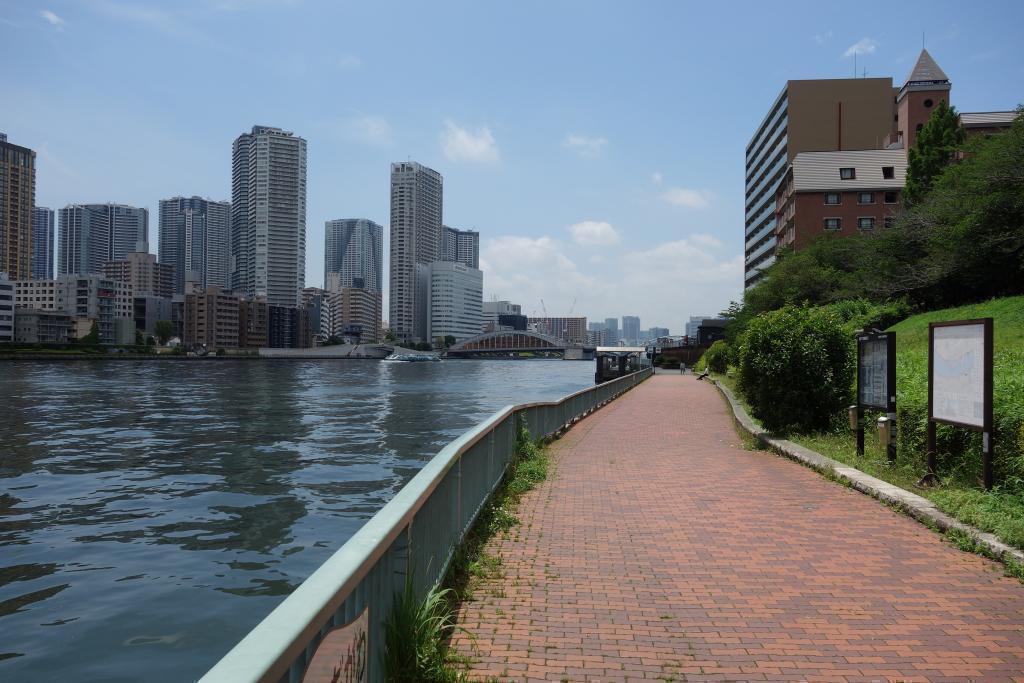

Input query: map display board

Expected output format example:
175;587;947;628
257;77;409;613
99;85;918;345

858;335;891;410
931;323;986;428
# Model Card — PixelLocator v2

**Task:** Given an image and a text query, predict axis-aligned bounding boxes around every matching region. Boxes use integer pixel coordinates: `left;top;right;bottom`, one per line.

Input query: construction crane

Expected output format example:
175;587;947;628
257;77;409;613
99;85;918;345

540;299;548;317
568;297;577;316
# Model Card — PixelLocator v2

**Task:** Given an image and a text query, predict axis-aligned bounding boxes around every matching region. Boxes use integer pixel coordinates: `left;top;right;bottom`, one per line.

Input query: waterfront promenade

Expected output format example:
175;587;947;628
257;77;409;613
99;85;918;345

452;373;1024;681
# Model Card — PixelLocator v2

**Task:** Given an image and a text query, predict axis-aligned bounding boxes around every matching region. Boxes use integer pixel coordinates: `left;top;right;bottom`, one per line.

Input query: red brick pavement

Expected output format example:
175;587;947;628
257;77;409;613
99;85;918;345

451;374;1024;682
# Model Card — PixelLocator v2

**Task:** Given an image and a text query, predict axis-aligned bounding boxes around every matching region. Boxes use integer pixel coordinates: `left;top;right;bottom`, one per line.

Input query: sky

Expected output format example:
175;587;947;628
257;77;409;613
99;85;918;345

2;1;1022;334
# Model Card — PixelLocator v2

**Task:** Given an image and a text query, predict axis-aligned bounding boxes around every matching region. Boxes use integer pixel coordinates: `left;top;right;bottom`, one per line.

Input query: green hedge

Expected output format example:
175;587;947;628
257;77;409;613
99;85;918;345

737;305;854;434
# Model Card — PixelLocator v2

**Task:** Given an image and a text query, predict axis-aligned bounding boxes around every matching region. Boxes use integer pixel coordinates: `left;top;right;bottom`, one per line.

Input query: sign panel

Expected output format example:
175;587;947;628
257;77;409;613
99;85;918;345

302;607;369;683
931;323;986;428
858;336;890;410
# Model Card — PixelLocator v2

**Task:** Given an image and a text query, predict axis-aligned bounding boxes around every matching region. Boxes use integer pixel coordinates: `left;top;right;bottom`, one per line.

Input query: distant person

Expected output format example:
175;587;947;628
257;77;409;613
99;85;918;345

680;362;686;375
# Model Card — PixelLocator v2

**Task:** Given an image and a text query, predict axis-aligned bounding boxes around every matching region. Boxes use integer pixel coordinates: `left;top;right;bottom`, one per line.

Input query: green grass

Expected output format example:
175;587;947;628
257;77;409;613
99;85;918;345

712;298;1024;552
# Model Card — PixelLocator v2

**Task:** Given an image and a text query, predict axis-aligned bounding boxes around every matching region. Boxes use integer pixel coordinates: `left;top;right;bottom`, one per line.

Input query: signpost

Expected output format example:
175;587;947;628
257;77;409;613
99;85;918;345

855;330;897;460
927;318;994;489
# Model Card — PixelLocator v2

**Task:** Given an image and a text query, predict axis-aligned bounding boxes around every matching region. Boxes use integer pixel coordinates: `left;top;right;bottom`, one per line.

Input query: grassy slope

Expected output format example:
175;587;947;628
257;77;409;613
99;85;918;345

721;295;1024;549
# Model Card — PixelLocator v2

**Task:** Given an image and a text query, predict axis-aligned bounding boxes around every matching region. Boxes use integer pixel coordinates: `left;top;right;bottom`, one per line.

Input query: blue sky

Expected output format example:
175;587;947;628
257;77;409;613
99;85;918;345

2;1;1022;333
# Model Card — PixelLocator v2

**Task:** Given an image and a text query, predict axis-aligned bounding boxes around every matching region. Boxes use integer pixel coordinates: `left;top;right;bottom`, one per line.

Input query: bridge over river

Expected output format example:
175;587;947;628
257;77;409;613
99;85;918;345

446;330;594;360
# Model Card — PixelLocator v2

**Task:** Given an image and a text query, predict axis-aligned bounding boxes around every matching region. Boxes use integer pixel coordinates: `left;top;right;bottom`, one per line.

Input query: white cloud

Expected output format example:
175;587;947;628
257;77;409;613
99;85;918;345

690;233;723;249
660;187;713;209
337;55;362;71
843;37;877;58
440;120;499;163
338;114;393;146
40;9;65;29
481;233;742;334
567;220;620;247
562;134;608;158
651;172;663;185
812;30;833;45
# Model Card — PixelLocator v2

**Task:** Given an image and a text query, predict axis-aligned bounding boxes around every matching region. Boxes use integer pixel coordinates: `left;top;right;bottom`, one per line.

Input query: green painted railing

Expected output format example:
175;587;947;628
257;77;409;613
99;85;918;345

200;368;653;683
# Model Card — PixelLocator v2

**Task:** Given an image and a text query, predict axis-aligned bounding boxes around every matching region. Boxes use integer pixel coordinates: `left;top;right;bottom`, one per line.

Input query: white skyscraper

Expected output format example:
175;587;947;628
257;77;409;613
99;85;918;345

230;126;307;307
427;261;482;343
324;218;383;293
389;161;442;343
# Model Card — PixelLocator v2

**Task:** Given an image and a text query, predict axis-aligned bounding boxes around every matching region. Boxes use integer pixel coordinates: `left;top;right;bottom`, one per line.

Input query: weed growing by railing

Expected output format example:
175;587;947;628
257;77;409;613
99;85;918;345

380;415;551;681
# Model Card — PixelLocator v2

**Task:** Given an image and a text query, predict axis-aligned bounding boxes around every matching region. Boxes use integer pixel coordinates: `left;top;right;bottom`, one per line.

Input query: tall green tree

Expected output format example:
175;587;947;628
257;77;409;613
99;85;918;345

154;320;173;345
904;100;965;204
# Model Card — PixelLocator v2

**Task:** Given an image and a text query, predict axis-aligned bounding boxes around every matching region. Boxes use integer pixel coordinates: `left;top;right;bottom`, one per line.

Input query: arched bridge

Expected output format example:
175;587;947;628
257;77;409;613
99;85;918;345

446;330;593;359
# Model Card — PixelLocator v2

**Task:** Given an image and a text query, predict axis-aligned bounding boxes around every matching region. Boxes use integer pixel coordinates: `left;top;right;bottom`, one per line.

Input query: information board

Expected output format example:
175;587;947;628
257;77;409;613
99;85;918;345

858;336;890;410
931;323;986;428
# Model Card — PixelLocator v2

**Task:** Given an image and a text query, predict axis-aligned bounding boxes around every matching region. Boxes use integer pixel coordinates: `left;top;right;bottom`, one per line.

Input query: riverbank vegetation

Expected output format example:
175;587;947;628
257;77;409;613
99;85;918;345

700;108;1024;550
381;417;550;682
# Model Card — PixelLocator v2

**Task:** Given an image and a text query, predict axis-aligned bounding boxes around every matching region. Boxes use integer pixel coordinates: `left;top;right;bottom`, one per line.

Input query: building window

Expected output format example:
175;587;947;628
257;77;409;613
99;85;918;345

882;166;895;179
884;191;898;204
924;98;934;108
839;167;856;180
823;218;841;231
824;192;841;205
858;192;876;204
858;217;876;231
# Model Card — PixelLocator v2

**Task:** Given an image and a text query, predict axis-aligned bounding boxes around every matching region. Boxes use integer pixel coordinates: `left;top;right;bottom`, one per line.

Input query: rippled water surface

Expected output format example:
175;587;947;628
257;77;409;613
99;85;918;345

0;359;593;682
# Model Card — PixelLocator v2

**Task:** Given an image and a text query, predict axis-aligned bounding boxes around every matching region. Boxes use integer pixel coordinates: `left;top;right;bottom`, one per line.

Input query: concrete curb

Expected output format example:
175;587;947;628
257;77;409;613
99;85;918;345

712;379;1024;566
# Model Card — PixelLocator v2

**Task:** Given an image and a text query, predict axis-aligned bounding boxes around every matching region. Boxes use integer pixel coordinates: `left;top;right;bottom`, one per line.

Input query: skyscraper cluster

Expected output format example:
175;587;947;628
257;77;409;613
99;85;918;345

2;123;487;350
386;161;482;345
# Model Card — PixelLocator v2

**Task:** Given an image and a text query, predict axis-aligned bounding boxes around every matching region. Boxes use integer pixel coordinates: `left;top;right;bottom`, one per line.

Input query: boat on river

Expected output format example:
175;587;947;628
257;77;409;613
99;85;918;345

383;353;441;362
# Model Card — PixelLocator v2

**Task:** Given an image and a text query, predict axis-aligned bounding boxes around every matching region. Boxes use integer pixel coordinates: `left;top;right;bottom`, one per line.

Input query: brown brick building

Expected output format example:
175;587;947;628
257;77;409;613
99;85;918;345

775;149;906;252
184;286;239;350
102;249;175;298
0;133;36;280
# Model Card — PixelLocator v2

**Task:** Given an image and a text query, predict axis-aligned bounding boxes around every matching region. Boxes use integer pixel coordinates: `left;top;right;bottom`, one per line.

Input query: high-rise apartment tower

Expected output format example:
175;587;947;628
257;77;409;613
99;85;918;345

159;196;231;293
441;225;479;269
58;204;148;276
745;78;897;288
324;218;383;293
389;161;443;343
32;207;54;280
230;126;307;307
0;133;36;280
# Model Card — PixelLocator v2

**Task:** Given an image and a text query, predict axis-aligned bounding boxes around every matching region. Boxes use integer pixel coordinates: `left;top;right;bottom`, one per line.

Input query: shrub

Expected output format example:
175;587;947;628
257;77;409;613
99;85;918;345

701;340;730;374
737;305;854;434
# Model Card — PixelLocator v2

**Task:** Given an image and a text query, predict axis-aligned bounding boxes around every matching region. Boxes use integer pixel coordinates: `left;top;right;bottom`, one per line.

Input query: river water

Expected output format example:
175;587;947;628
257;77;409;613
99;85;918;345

0;359;593;682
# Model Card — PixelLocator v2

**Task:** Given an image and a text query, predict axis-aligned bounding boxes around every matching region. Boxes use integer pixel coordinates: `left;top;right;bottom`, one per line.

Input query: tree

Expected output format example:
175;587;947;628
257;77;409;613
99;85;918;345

384;329;396;342
154;320;173;345
146;335;156;346
904;100;965;204
78;320;100;346
444;335;456;348
135;329;144;346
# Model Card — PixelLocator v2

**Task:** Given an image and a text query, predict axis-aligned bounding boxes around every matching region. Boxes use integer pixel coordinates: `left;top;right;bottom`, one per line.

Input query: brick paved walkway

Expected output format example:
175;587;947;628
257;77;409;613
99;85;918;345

452;374;1024;682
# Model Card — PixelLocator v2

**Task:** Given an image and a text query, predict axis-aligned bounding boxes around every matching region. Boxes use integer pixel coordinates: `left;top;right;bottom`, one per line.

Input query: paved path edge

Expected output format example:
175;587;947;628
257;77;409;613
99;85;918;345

712;378;1024;567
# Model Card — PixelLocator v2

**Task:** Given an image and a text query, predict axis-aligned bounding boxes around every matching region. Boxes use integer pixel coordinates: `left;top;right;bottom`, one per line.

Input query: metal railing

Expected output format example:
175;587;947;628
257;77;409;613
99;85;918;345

200;367;653;683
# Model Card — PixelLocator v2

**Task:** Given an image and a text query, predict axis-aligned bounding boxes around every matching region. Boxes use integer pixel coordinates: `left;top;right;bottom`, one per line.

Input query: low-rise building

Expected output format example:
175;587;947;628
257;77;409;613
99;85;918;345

774;149;907;254
0;274;14;342
527;316;587;345
184;286;239;350
134;295;172;337
324;287;382;343
102;246;174;298
13;274;132;343
239;298;269;348
14;308;72;343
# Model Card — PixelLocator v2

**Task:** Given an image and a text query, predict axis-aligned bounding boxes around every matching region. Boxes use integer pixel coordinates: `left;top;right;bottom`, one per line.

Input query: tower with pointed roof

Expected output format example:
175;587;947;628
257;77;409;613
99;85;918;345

896;49;951;151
